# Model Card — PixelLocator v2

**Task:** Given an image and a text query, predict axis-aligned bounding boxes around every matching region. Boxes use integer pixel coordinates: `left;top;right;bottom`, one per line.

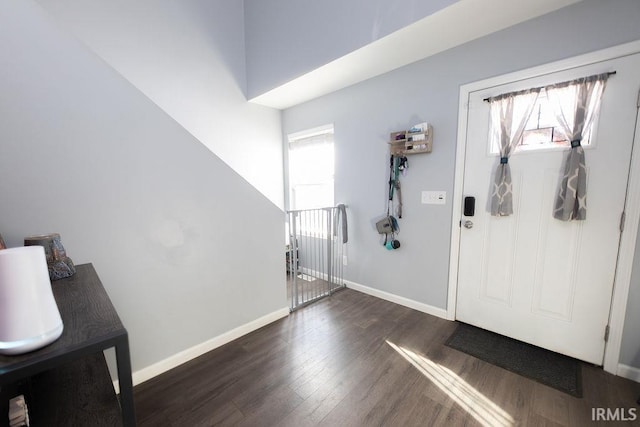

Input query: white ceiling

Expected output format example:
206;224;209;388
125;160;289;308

248;0;582;110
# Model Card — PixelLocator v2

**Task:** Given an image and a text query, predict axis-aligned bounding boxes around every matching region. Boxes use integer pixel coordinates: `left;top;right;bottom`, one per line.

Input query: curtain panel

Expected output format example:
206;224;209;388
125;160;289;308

545;73;610;221
488;89;540;216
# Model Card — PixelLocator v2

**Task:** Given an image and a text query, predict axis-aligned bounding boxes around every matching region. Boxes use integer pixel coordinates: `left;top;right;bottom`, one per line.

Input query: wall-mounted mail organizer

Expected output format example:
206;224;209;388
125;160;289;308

388;123;433;155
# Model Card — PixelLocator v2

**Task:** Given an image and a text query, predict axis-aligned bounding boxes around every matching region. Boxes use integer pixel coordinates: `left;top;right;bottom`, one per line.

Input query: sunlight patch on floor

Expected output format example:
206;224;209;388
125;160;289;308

386;340;514;427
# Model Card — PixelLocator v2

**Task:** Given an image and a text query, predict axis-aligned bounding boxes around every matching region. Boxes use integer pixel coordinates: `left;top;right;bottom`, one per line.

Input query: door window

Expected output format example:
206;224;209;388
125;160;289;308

490;88;595;154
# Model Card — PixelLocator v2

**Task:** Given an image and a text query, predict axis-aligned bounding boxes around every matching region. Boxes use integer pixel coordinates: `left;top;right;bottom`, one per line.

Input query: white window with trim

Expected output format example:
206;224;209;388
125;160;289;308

287;125;335;211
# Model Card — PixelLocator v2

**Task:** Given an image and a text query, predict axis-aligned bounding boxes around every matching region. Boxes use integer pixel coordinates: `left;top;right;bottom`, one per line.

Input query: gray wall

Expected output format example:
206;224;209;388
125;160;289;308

282;0;640;367
36;0;285;207
0;1;286;373
243;0;458;98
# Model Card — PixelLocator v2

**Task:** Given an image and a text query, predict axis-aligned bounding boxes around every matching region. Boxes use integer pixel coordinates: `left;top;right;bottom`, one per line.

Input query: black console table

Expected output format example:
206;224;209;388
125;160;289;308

0;264;135;426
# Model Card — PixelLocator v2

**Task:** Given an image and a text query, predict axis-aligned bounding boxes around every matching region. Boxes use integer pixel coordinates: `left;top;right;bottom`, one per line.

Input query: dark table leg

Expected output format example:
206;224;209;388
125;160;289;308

0;386;8;427
115;337;136;427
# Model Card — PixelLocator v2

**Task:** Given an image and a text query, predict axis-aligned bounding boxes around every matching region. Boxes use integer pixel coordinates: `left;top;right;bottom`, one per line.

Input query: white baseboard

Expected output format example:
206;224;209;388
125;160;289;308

617;363;640;383
299;267;328;281
113;307;289;394
344;279;448;320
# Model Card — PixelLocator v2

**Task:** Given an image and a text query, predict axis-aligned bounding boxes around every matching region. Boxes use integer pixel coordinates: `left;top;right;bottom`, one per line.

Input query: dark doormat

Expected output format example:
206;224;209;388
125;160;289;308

445;322;582;398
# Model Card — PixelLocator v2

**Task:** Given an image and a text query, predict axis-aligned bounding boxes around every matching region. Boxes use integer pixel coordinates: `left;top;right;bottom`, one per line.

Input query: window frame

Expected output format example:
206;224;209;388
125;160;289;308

487;86;601;157
286;124;335;212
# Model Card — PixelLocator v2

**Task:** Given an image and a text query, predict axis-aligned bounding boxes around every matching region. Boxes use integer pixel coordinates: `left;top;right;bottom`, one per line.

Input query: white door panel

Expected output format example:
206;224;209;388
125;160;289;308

456;53;640;364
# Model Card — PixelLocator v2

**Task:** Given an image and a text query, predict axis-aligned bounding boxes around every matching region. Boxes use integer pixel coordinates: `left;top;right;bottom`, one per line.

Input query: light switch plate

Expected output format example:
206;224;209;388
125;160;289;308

422;191;446;205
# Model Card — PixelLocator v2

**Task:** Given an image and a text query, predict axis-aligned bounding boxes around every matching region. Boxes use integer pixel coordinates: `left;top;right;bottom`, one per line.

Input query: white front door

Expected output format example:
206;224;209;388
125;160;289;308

456;53;640;364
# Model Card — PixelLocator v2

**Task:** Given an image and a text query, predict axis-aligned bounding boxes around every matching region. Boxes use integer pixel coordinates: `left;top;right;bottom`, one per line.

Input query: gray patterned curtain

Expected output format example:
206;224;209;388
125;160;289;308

545;73;610;221
488;89;541;216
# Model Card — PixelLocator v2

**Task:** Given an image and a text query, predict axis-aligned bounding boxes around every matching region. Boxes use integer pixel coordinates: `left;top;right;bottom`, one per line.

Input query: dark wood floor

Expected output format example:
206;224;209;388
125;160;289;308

133;289;639;426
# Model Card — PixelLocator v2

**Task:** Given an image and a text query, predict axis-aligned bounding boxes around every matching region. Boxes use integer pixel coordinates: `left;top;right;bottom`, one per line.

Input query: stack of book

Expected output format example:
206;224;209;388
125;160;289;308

9;395;29;427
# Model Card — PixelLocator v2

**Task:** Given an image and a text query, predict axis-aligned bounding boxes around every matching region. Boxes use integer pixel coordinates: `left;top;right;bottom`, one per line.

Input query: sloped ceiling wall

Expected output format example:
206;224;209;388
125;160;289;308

244;0;581;109
244;0;460;99
0;0;286;373
36;0;285;208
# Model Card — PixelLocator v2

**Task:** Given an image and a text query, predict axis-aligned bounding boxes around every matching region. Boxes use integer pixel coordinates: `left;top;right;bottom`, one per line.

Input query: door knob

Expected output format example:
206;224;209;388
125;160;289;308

463;220;474;229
